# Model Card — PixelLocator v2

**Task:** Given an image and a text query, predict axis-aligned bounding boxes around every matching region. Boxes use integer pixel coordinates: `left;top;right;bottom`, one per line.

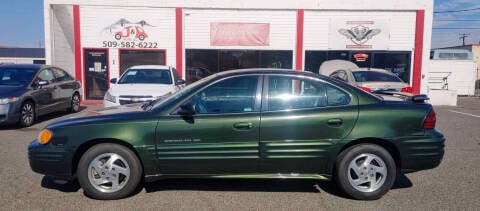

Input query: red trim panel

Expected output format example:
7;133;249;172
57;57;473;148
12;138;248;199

412;10;425;94
295;9;304;71
73;5;82;86
175;8;183;78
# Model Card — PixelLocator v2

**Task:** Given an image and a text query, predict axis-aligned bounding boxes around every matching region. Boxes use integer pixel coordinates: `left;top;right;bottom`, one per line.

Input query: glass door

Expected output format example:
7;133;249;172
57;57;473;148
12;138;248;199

84;49;109;100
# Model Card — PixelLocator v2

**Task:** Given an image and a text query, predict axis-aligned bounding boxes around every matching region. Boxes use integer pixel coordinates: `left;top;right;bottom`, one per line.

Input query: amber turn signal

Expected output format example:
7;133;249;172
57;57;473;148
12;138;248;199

38;129;53;144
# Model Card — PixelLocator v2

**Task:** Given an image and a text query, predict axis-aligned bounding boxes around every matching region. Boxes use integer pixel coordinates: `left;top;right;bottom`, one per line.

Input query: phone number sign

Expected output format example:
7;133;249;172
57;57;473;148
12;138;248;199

102;41;159;48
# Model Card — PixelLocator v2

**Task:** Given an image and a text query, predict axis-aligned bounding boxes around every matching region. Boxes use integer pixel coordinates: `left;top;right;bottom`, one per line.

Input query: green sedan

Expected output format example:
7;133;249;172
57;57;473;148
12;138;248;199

28;69;444;200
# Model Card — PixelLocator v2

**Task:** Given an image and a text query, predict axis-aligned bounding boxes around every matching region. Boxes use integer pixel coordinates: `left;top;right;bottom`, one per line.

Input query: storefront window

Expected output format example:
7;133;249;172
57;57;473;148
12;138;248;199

119;50;165;75
305;51;411;83
186;49;292;84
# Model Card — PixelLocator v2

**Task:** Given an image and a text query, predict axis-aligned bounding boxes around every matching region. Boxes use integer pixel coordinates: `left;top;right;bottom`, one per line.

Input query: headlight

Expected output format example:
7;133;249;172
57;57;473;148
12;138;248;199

38;129;53;144
0;97;19;105
104;91;116;103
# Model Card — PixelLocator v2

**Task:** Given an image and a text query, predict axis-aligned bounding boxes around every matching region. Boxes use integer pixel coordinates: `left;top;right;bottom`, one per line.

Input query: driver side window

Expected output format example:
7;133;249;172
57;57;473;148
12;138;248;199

36;69;55;84
189;75;259;114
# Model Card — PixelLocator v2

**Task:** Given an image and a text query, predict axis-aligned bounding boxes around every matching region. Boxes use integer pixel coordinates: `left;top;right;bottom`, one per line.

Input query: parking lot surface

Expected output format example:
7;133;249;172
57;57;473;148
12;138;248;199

1;97;479;210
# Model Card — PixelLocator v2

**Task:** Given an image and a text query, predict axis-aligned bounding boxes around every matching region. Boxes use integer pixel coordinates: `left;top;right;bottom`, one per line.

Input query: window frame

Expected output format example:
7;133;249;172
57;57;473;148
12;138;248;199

261;74;352;112
172;74;263;116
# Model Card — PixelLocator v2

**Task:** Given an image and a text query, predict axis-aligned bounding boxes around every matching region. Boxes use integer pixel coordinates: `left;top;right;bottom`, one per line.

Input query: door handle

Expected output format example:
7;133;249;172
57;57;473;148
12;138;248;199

233;122;253;130
327;118;343;127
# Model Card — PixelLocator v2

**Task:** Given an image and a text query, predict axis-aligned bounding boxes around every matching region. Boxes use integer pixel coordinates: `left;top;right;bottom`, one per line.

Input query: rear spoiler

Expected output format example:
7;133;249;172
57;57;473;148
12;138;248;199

373;91;429;103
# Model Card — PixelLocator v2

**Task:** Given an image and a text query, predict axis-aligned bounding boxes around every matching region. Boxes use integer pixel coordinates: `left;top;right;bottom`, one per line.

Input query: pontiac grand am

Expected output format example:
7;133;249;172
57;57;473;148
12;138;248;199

28;69;444;200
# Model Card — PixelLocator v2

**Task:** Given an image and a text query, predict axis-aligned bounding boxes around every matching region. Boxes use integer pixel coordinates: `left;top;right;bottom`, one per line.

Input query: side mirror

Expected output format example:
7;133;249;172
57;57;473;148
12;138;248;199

177;101;195;116
176;79;186;85
32;80;48;89
110;78;118;84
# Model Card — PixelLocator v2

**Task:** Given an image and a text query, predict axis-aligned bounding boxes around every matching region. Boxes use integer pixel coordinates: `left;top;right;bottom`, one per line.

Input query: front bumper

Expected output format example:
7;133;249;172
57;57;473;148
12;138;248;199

0;103;20;125
397;131;445;173
28;140;73;179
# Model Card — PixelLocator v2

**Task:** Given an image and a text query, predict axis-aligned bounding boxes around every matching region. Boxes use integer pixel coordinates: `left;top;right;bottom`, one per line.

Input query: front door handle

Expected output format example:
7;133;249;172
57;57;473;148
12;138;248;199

233;122;253;130
327;118;343;127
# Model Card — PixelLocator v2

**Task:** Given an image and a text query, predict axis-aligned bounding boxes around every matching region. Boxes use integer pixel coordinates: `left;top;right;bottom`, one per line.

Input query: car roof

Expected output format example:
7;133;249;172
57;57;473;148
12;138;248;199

0;63;44;69
214;68;329;79
128;65;172;70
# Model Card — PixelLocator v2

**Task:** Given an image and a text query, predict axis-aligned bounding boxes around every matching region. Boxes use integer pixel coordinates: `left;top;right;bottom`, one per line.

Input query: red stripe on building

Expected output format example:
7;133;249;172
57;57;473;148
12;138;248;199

295;9;304;71
73;5;83;97
175;8;183;78
412;10;425;94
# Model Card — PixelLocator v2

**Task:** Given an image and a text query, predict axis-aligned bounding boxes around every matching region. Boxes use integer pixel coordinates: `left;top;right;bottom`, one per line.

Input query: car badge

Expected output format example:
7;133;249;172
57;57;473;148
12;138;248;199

131;98;140;102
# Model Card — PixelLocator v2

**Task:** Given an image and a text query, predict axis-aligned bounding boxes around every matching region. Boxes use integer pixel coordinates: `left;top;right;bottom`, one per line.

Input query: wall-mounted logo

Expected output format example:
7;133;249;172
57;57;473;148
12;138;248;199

104;19;153;41
101;19;160;49
338;21;381;48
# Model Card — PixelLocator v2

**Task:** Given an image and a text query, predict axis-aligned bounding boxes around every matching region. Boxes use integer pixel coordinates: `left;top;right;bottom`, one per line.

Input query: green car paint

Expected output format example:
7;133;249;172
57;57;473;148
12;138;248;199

28;69;444;198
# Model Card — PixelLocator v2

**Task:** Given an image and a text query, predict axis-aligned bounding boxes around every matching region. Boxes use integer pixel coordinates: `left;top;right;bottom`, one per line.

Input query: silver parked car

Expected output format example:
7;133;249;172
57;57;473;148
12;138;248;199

319;60;412;93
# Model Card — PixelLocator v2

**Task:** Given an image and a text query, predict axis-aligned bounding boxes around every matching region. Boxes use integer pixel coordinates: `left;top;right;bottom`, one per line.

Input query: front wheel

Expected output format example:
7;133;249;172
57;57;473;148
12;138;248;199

68;93;80;113
77;143;143;200
19;101;35;127
335;144;396;200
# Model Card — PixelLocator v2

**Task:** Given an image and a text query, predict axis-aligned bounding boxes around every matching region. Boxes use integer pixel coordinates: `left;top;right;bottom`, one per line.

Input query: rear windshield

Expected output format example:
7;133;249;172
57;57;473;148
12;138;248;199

0;67;37;85
118;69;172;84
352;71;402;83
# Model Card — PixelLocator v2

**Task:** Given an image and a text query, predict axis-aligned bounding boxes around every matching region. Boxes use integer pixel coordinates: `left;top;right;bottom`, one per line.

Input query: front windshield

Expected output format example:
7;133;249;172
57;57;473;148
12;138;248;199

352;71;403;82
0;67;37;86
118;69;172;84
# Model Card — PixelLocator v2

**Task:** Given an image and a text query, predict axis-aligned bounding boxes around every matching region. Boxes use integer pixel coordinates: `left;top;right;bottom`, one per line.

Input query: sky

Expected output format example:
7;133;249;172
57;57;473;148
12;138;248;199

0;0;479;49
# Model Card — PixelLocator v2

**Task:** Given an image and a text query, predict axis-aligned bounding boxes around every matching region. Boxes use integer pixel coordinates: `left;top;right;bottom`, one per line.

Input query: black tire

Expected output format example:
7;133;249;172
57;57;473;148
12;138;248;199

19;101;35;127
139;35;144;40
335;144;396;200
114;34;121;40
77;143;143;200
68;93;80;113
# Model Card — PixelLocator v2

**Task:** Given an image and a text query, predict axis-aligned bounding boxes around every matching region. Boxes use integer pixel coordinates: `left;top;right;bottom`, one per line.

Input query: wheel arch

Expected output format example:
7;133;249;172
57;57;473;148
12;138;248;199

71;138;145;177
20;97;37;118
333;138;401;174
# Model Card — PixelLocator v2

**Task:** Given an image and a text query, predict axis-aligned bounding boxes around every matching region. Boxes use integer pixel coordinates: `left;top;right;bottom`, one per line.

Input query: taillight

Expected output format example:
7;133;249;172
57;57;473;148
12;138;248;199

358;86;372;92
423;110;436;129
401;86;413;93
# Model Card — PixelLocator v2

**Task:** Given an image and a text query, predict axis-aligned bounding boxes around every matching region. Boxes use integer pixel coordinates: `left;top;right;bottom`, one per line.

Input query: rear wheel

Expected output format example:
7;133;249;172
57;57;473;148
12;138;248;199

19;101;35;127
335;144;396;200
77;143;143;200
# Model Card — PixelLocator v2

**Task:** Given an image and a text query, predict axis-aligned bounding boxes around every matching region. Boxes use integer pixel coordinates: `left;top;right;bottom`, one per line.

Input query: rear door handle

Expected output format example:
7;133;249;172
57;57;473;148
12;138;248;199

327;118;343;127
233;122;253;130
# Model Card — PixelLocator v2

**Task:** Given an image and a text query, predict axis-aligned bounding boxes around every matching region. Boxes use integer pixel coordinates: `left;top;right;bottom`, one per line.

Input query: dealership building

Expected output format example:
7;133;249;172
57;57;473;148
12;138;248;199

44;0;434;101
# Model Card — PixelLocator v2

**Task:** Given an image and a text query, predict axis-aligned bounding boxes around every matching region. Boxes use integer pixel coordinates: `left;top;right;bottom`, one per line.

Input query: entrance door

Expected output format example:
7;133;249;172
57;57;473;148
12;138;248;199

84;49;109;100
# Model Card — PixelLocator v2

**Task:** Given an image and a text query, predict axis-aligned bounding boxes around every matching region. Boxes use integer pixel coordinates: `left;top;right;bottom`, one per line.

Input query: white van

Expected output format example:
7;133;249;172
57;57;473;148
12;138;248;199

103;65;185;107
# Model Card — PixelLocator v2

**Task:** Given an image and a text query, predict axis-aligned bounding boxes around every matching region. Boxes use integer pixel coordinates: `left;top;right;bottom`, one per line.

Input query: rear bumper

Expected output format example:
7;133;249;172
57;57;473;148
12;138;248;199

28;140;73;179
396;131;445;173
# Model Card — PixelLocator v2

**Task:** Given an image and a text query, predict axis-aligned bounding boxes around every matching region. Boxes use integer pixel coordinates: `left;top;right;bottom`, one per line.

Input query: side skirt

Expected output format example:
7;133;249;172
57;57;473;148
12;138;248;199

145;173;330;182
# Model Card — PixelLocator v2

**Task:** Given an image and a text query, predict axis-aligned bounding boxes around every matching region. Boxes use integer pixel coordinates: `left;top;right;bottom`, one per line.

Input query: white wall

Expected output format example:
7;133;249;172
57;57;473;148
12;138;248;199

51;5;75;76
80;6;177;79
427;60;477;95
304;11;416;51
184;9;296;50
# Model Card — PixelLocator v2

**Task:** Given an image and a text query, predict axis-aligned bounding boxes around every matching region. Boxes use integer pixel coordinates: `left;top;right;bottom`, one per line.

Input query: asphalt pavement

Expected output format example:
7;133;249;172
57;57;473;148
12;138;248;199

0;97;479;210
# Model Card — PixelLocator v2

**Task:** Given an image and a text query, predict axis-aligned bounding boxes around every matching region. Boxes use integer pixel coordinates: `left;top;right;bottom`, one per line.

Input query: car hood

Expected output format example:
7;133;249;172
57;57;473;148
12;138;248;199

46;103;148;128
0;85;27;98
109;83;175;97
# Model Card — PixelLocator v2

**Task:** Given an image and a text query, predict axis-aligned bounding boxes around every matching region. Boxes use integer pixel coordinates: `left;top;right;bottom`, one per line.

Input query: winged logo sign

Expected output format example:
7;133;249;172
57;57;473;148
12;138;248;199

338;25;381;45
330;20;388;50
